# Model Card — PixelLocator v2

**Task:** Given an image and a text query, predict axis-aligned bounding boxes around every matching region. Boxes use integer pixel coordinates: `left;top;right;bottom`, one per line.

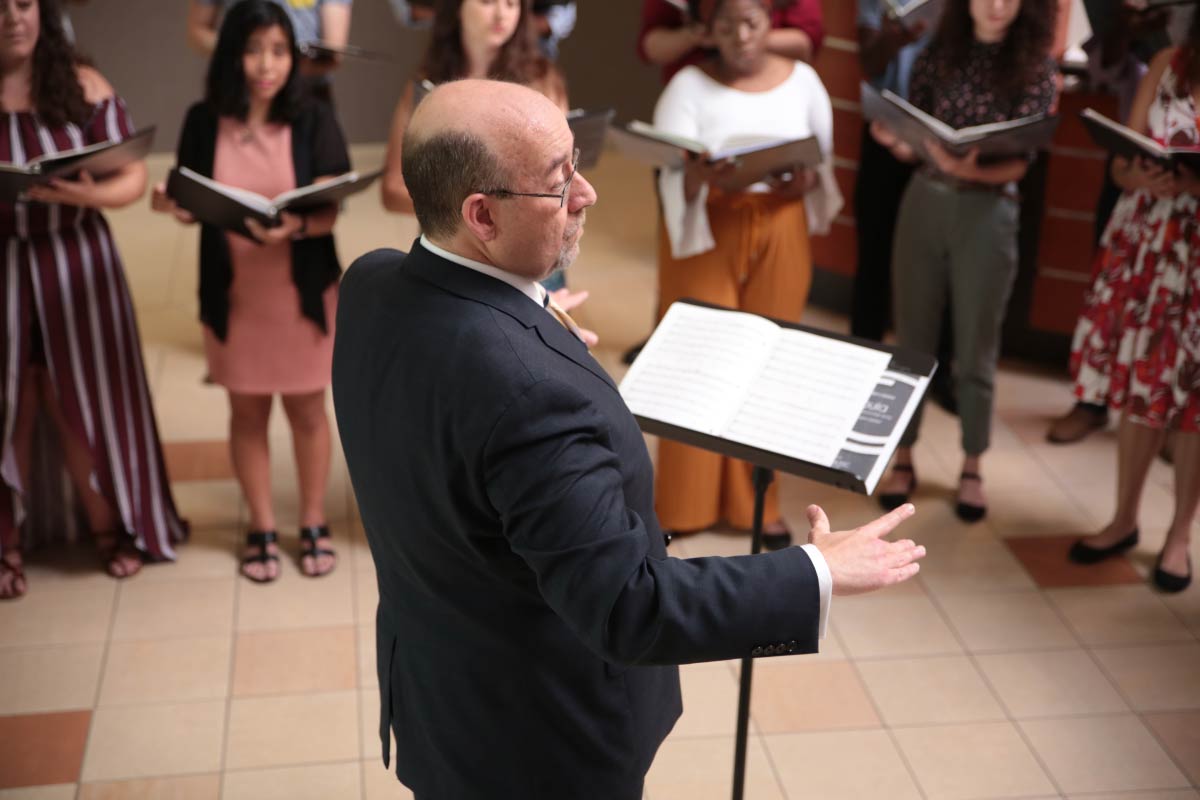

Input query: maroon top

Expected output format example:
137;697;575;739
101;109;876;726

636;0;825;85
908;40;1057;126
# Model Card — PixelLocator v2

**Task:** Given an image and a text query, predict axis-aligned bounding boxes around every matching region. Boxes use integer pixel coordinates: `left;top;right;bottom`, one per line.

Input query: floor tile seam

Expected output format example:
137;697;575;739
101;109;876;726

839;638;931;800
217;567;242;800
93;620;360;646
745;729;789;800
1009;422;1117;533
1135;709;1200;794
75;576;124;794
921;585;1067;797
347;498;368;800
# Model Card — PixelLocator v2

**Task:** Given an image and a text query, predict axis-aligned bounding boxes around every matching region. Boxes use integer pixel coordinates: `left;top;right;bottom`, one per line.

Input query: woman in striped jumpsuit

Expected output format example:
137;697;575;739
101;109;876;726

0;0;185;599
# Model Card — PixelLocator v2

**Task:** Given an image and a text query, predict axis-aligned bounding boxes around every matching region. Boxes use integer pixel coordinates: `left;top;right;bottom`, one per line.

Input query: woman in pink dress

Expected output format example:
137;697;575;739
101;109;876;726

154;0;348;582
1066;25;1200;593
0;0;187;599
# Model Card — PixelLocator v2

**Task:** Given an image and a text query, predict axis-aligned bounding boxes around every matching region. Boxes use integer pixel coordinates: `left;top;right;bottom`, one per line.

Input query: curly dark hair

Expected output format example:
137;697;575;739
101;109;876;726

10;0;94;128
205;0;304;123
928;0;1056;107
418;0;552;86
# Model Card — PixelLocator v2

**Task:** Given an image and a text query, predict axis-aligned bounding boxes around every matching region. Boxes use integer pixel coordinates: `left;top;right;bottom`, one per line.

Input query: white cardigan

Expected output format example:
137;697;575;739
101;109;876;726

653;62;842;259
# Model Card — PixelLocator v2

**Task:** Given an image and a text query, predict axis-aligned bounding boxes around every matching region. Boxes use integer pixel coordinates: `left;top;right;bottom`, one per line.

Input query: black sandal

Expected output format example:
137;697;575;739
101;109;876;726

299;525;337;578
0;551;27;600
955;472;987;523
879;463;917;511
241;530;280;583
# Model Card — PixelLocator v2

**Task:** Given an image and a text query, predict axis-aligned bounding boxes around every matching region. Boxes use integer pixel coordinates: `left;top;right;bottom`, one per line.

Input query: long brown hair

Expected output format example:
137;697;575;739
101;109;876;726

18;0;93;127
927;0;1056;107
417;0;550;86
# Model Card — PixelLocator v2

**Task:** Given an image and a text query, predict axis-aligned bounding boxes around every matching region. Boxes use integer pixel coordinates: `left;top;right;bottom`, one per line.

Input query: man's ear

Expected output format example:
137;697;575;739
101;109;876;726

461;193;497;243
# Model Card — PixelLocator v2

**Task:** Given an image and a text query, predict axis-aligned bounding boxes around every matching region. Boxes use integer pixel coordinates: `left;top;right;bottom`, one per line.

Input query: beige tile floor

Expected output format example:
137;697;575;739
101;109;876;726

0;144;1197;799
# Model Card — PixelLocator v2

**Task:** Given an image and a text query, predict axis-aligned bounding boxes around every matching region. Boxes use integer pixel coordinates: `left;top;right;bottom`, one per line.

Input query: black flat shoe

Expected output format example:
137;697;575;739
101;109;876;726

1153;552;1192;593
879;463;916;511
1067;528;1139;565
954;472;986;523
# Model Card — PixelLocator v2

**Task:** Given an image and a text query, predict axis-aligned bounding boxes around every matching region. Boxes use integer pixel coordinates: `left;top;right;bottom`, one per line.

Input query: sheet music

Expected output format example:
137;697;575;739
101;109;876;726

722;330;891;467
620;304;778;436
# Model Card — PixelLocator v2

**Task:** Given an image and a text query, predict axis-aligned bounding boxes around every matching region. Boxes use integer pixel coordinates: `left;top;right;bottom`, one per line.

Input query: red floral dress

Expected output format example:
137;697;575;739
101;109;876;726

1070;53;1200;432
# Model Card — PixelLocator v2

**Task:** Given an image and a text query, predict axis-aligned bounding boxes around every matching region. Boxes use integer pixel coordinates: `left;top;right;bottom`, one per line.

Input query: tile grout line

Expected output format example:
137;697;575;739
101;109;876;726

346;478;370;800
1082;636;1200;790
836;620;932;800
74;576;124;800
921;580;1070;798
216;555;242;800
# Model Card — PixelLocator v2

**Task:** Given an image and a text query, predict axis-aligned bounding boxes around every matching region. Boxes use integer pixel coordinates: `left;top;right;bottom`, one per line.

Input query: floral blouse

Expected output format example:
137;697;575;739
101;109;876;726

908;40;1057;126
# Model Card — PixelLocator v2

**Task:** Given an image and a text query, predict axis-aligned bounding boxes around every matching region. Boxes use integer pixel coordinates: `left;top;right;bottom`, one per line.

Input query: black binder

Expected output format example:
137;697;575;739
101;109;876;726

1079;108;1200;172
0;126;155;202
166;166;382;240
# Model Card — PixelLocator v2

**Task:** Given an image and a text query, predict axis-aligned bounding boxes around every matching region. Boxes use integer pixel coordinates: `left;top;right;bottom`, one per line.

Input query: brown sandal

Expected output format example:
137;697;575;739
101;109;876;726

0;551;27;599
96;530;143;579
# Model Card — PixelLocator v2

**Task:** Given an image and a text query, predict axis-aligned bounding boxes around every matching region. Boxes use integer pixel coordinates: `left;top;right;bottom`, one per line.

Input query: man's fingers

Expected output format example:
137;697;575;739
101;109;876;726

862;503;916;539
805;504;830;540
889;562;920;585
886;542;926;569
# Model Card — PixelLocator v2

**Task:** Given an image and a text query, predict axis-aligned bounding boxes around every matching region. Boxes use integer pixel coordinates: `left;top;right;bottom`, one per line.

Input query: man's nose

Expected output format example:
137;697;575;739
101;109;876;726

569;173;597;212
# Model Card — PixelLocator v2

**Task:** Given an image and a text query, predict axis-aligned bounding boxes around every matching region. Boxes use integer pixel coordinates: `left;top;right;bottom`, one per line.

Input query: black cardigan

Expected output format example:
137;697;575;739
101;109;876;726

176;100;351;341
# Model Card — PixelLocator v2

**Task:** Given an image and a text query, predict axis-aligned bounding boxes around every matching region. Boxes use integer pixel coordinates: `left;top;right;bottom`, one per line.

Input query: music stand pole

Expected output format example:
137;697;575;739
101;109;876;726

731;465;774;800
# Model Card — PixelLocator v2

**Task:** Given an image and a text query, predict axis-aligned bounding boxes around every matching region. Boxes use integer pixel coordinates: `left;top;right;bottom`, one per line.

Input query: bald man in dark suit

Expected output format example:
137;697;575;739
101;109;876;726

333;79;926;799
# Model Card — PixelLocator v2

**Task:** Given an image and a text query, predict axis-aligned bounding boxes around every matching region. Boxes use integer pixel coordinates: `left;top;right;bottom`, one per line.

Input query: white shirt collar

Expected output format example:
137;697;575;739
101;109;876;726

420;235;546;307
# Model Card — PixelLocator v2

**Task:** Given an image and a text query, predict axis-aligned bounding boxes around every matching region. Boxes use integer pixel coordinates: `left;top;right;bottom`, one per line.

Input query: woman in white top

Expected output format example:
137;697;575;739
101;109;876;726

651;0;839;548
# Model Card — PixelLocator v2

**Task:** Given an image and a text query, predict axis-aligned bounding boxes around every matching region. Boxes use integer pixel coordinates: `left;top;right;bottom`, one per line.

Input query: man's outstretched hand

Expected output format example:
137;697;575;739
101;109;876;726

807;504;925;596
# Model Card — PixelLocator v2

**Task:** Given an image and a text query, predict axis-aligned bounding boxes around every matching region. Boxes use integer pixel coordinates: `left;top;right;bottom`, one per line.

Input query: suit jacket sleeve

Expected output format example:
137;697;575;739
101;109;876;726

483;376;820;667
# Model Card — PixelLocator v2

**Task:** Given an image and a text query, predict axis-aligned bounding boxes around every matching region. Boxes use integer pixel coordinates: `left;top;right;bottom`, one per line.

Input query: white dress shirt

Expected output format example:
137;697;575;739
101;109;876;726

419;235;831;639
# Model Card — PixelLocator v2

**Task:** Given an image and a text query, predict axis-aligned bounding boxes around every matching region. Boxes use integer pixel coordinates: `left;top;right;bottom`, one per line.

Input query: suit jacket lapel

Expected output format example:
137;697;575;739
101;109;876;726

403;241;618;393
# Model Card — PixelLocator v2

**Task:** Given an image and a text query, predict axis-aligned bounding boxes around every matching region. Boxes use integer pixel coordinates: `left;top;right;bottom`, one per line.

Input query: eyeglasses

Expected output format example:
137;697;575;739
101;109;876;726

479;148;580;209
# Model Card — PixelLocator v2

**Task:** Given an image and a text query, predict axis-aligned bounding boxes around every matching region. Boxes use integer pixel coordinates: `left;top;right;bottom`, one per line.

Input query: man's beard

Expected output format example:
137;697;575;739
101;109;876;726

550;212;585;275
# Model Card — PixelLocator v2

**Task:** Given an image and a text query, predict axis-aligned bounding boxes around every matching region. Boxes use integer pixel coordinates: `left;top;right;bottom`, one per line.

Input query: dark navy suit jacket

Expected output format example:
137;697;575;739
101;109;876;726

332;241;820;799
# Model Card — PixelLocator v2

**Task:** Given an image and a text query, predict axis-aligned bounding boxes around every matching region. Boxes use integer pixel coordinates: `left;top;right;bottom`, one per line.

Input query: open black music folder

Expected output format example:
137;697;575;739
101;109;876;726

0;126;155;202
619;301;937;495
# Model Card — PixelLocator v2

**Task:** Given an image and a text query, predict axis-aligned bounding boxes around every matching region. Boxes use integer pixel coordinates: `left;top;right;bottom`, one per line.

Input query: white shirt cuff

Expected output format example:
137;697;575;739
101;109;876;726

799;543;831;640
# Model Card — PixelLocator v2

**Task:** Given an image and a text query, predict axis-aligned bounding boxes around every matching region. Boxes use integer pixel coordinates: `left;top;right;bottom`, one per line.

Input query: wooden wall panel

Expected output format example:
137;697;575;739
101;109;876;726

1030;275;1089;335
810;218;858;276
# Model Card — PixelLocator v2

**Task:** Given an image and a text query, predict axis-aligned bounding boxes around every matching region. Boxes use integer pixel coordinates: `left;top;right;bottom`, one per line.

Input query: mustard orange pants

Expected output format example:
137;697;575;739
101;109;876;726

654;192;812;532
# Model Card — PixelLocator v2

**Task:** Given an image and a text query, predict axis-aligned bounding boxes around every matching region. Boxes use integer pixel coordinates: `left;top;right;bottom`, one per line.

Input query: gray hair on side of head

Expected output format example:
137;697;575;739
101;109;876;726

400;127;508;240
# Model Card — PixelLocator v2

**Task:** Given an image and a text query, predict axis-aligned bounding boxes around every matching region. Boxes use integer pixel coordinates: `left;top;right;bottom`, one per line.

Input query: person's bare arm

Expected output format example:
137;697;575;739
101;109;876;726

27;66;148;209
301;3;352;77
642;24;708;65
186;0;219;56
381;82;417;214
765;27;813;63
924;141;1030;185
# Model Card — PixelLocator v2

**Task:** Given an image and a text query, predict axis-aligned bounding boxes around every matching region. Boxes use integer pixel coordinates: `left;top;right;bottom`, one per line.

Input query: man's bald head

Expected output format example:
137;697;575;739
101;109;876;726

402;79;567;240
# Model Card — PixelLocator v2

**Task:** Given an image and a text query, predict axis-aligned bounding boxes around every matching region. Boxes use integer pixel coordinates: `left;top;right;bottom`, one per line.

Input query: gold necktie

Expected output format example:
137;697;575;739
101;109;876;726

545;296;584;343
